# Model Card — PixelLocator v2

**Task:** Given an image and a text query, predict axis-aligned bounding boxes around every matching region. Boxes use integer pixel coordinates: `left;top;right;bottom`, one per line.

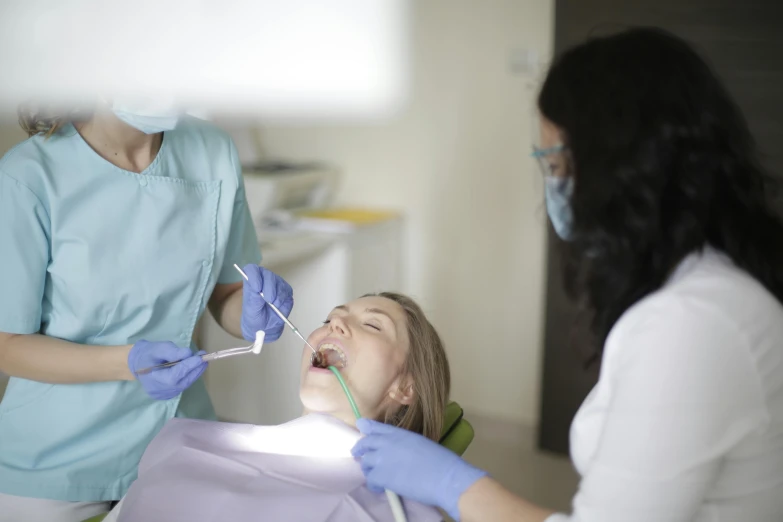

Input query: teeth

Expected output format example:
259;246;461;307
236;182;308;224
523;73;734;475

316;343;347;368
317;343;345;357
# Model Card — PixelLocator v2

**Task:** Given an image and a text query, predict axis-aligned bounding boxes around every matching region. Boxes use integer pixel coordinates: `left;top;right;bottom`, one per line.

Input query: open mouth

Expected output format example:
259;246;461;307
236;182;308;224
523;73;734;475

311;342;347;369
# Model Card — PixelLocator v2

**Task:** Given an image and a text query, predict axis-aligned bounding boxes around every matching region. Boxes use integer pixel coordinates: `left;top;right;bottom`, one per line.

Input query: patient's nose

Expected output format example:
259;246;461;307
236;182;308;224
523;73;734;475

329;316;349;336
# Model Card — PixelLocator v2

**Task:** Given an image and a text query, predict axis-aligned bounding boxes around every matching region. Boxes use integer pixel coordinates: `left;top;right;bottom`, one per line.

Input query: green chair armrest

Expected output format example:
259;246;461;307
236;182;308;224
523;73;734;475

439;401;475;456
441;402;463;437
440;418;474;456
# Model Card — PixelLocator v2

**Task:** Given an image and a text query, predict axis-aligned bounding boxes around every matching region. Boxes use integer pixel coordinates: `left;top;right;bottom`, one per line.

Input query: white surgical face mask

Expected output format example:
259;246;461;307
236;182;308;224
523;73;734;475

110;98;180;134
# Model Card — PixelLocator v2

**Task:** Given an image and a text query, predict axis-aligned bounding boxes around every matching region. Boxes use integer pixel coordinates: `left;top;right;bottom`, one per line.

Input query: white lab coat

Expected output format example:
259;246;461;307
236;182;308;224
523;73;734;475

547;246;783;522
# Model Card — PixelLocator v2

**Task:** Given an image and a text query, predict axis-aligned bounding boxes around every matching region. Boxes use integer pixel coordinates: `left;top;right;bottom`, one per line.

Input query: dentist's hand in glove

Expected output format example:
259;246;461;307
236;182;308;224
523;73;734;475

240;264;294;342
351;419;487;521
128;341;207;400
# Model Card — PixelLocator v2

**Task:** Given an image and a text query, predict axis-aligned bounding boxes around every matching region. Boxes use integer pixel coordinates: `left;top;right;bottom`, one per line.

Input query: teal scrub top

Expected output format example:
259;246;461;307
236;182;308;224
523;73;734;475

0;118;262;502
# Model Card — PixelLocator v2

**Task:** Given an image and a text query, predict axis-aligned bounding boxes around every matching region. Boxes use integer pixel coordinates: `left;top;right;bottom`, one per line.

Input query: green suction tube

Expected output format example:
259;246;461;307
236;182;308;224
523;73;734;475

327;365;408;522
328;365;361;419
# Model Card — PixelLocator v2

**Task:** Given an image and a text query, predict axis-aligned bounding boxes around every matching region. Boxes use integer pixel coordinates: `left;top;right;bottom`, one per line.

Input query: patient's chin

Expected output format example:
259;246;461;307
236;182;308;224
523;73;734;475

299;385;342;414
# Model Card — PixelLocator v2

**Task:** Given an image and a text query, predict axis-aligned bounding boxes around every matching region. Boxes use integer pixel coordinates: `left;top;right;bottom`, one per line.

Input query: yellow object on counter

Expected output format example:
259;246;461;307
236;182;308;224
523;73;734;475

294;208;400;233
296;208;399;224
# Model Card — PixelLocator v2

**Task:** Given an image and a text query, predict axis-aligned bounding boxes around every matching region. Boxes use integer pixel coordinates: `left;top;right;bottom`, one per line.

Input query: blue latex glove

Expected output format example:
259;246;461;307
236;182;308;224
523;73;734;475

128;341;208;400
240;264;294;342
351;419;487;521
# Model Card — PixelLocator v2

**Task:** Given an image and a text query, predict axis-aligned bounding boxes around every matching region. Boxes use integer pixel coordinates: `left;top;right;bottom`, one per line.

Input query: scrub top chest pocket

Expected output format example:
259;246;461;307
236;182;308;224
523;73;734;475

46;174;222;346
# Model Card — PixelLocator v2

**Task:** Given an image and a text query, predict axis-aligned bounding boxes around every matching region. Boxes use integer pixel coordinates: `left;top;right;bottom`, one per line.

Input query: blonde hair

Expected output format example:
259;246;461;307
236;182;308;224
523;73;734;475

368;292;450;442
17;104;76;138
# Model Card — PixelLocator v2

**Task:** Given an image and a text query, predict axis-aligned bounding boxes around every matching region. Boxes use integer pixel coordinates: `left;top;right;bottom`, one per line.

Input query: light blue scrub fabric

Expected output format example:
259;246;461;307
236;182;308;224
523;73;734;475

0;117;262;502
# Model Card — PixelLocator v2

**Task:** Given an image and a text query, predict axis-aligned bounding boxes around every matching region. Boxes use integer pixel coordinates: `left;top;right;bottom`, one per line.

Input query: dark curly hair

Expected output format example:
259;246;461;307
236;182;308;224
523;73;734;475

538;27;783;361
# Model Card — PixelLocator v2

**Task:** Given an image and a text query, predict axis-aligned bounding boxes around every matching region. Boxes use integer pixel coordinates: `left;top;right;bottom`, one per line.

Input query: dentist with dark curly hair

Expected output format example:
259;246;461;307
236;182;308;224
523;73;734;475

352;27;783;522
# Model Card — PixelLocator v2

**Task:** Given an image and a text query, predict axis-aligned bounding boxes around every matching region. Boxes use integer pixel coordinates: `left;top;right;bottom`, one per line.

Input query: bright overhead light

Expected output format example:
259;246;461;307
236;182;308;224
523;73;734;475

0;0;410;121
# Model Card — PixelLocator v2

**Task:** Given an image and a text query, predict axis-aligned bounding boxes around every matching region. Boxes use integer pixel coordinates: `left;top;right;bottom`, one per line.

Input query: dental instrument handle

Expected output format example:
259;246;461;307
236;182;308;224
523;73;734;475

327;366;408;522
260;293;312;348
202;350;241;362
233;263;317;354
136;344;255;374
136;353;211;375
135;359;183;375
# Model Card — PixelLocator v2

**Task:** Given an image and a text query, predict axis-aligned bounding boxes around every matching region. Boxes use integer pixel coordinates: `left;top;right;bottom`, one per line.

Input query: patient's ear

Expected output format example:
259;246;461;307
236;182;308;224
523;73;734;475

389;376;414;406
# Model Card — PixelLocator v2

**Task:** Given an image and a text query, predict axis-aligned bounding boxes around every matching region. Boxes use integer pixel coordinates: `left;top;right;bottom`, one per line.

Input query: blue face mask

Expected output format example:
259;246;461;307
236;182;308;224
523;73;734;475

111;100;180;134
544;175;574;240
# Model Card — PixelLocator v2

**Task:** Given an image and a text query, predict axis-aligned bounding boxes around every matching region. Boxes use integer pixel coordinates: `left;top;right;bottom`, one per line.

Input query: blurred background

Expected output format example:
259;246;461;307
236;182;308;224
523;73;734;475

0;0;780;514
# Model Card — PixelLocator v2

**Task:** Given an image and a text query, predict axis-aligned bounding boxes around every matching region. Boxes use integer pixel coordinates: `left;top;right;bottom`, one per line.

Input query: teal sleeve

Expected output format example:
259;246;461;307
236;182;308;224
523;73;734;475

217;140;262;284
0;172;50;334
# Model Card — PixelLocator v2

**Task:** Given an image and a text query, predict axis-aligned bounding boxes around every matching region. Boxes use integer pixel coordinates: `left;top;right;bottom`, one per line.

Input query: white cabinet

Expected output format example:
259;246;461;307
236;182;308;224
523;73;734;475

199;218;402;425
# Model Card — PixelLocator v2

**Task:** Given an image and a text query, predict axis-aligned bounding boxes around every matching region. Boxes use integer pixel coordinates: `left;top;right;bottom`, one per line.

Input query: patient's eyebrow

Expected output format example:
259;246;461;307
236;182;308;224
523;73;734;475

331;305;395;326
365;308;395;325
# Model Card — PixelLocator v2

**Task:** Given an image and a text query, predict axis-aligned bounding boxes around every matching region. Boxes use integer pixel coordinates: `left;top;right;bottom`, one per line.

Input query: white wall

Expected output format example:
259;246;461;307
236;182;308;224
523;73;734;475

255;0;554;425
0;124;25;155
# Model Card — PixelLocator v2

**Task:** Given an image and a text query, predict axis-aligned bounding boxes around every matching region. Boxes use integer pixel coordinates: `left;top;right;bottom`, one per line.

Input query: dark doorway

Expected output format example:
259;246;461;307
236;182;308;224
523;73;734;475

538;0;783;455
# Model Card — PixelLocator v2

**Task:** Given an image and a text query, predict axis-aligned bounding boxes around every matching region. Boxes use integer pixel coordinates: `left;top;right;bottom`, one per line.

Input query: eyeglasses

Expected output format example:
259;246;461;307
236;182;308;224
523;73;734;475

531;144;569;178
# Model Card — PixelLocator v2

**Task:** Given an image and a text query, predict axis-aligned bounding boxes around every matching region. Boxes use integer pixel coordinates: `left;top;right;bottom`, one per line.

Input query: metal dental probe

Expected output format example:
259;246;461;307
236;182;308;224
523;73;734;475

233;264;317;354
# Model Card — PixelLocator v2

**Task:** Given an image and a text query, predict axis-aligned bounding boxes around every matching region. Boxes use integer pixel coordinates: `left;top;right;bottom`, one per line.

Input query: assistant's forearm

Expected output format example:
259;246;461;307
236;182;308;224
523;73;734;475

0;332;134;384
211;288;244;339
459;477;555;522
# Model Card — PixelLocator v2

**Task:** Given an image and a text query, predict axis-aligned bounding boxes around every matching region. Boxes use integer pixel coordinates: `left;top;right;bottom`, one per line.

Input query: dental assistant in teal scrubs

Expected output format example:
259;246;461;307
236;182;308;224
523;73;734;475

0;100;294;521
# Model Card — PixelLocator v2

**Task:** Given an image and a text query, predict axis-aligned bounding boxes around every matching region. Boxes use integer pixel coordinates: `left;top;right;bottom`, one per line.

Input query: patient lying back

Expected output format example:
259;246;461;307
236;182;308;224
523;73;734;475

114;293;452;522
